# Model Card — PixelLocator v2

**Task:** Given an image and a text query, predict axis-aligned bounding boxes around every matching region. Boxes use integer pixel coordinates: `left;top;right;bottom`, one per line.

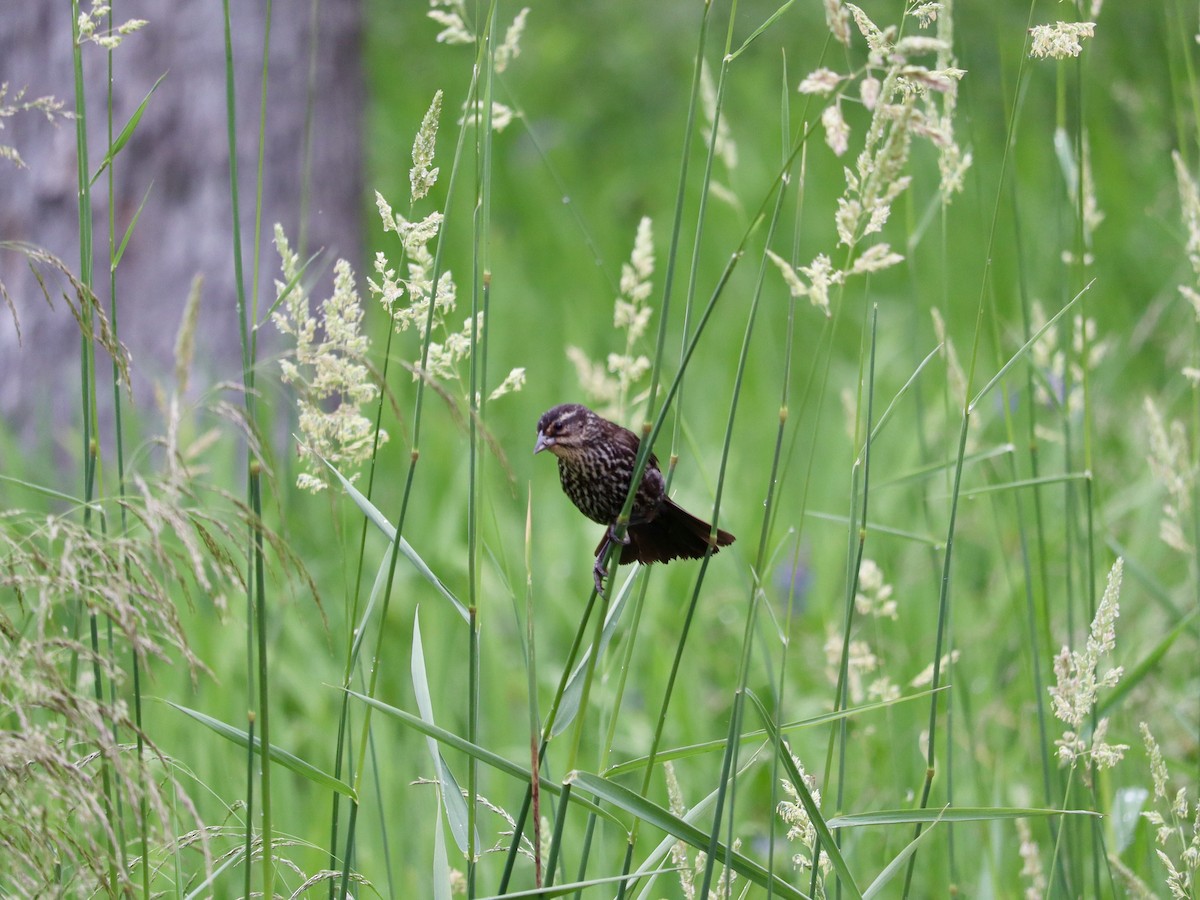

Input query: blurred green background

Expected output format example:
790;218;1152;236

10;0;1198;895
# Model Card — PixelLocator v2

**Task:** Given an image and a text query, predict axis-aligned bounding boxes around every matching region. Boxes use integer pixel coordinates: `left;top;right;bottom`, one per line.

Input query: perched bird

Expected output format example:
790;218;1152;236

534;403;735;593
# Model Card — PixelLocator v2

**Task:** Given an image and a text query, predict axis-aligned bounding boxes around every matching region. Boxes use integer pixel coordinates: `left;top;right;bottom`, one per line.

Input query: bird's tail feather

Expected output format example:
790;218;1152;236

613;497;734;565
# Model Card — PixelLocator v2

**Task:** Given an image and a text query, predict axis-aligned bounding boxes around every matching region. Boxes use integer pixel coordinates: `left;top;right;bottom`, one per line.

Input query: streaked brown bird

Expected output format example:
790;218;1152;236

534;403;735;593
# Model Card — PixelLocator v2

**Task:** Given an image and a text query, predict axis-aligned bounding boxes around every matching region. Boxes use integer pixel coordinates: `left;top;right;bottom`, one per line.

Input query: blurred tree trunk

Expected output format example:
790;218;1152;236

0;0;363;455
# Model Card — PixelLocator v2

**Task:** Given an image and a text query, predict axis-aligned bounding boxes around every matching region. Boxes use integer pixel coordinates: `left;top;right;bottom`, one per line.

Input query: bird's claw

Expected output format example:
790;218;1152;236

592;556;607;596
607;523;631;546
593;528;627;596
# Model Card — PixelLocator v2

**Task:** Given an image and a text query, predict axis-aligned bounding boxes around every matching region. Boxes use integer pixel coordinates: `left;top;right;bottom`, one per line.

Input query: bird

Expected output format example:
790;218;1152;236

534;403;735;593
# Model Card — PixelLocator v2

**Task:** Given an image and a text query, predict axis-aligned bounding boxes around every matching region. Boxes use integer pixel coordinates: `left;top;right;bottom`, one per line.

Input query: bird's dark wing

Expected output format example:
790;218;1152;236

620;496;735;565
613;422;659;470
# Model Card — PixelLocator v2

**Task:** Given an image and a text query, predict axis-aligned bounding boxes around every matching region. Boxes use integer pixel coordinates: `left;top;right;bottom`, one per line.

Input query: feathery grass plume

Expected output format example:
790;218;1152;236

427;0;472;44
0;478;245;892
824;561;902;703
1029;22;1096;59
821;103;850;156
425;0;530;139
75;0;148;49
777;753;831;887
156;275;206;493
833;4;965;246
371;192;524;407
428;0;530;58
0;636;206;894
1141;722;1170;803
272;225;385;492
1027;300;1109;422
1054;124;1104;268
778;3;963;313
1143;396;1195;553
1172;150;1200;322
0;242;131;377
912;2;943;27
1178;150;1200;272
767;250;834;317
825;632;893;704
665;762;739;900
410;91;443;201
458;99;515;132
568;216;655;420
909;650;959;688
1139;724;1200;899
173;276;202;395
495;7;530;73
1108;856;1160;900
824;0;852;45
700;60;738;171
768;243;903;318
920;0;972;199
1047;557;1128;771
0;83;71;168
930;306;967;407
1014;817;1047;900
798;67;843;96
488;365;526;401
665;762;695;899
855;558;897;619
1055;128;1103;265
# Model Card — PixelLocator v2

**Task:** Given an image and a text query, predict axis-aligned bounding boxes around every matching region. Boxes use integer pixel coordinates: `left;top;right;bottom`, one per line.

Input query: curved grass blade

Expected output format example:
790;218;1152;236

551;568;636;738
961;471;1091;499
91;72;167;185
825;806;1101;828
111;180;153;270
432;797;452;900
804;510;942;547
476;868;679;900
345;689;622;829
349;541;394;662
325;456;469;621
182;843;245;900
1096;605;1199;717
565;770;811;900
874;443;1016;491
968;281;1092;413
730;0;798;59
605;687;945;777
630;743;772;900
166;701;356;800
745;689;862;899
858;342;943;464
412;608;475;854
862;807;946;899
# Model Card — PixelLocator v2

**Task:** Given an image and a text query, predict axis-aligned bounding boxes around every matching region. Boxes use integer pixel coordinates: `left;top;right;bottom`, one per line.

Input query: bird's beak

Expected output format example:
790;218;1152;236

533;431;553;455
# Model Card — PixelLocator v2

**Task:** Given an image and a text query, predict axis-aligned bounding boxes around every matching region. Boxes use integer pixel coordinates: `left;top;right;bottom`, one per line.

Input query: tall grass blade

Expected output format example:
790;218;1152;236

968;281;1093;413
90;72;167;185
326;456;469;620
862;809;945;900
747;688;862;899
167;703;356;799
551;568;636;738
566;771;811;900
412;608;475;854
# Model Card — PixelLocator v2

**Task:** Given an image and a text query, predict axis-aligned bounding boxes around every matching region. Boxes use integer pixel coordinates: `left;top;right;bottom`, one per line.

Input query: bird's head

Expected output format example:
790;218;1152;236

534;403;598;459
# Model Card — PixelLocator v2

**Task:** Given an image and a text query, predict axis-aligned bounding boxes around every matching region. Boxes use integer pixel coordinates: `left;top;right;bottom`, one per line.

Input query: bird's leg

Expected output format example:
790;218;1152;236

592;523;630;595
606;521;631;546
592;550;608;596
